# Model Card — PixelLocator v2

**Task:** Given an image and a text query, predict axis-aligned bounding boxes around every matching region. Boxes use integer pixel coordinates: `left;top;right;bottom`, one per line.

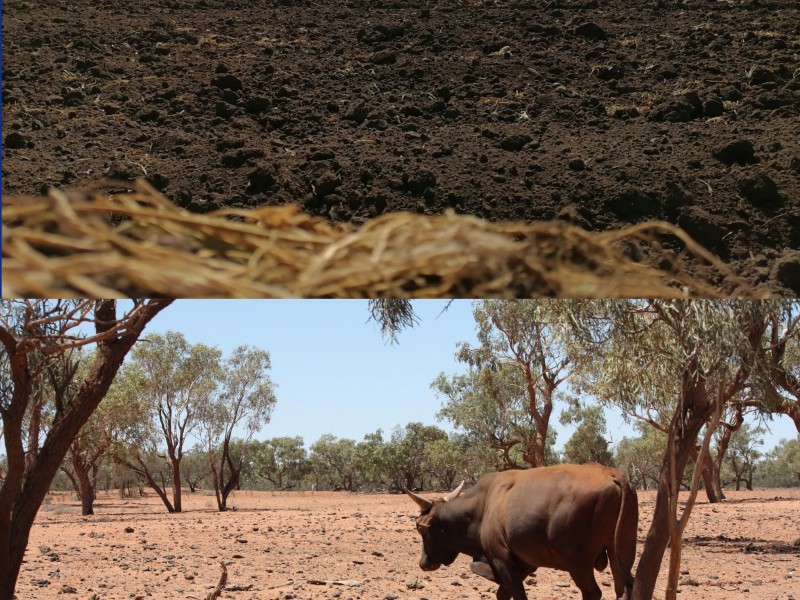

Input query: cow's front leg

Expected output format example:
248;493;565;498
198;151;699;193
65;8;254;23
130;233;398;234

489;560;527;600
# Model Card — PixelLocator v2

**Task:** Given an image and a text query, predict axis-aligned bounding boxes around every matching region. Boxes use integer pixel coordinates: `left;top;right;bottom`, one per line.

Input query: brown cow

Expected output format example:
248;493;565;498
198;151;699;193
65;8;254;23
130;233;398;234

404;463;638;600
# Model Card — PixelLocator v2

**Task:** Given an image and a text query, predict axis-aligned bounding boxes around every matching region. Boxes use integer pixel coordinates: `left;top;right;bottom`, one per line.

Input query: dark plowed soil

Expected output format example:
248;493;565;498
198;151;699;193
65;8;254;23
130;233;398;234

3;0;799;295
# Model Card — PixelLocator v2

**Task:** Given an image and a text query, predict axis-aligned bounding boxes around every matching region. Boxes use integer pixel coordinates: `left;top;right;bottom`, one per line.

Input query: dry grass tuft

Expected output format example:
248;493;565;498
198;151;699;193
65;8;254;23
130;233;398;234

2;179;760;298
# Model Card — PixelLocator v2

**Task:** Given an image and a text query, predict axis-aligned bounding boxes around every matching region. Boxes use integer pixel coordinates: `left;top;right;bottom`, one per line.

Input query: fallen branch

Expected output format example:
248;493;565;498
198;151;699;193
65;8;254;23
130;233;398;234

206;561;228;600
268;581;293;589
307;579;362;586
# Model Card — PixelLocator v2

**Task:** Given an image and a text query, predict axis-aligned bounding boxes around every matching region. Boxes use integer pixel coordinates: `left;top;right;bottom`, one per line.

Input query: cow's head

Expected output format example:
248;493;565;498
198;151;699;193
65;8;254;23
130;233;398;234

404;481;465;572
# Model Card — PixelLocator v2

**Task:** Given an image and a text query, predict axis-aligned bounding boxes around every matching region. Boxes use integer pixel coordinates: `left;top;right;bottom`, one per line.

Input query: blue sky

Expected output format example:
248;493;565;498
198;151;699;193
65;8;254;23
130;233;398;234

138;300;797;452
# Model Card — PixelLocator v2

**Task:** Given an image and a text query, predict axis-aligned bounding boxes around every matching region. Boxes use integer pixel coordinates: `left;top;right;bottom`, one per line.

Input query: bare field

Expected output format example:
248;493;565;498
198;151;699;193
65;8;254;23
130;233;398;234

4;0;800;295
20;488;800;599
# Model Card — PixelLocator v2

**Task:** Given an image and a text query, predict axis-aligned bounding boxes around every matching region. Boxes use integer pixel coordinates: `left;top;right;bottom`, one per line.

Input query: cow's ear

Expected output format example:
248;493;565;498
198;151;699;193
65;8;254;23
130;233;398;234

417;514;436;529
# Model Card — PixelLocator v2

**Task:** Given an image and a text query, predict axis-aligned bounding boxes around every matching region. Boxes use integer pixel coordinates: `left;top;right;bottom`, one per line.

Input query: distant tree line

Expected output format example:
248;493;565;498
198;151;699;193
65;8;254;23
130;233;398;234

40;412;800;502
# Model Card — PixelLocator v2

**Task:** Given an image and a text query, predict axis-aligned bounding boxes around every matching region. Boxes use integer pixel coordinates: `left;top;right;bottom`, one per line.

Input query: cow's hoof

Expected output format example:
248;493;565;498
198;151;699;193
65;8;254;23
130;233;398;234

470;561;496;581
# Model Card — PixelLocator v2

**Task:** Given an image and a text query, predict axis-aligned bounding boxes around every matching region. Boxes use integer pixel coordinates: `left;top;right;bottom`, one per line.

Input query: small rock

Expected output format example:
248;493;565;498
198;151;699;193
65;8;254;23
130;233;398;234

245;96;270;114
406;578;425;590
677;207;727;248
60;585;77;594
605;189;662;220
124;527;134;533
403;170;437;196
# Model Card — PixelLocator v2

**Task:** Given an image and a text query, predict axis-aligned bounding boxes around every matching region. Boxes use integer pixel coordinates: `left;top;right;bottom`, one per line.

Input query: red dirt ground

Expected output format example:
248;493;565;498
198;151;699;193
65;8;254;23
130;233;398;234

2;0;799;295
19;487;800;599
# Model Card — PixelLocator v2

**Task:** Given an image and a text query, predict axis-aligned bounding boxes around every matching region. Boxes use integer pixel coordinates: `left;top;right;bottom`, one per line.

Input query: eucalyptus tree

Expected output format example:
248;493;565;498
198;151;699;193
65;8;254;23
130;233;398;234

754;436;800;487
423;432;493;490
110;363;179;511
353;430;390;490
367;300;420;344
566;300;779;600
701;401;749;502
760;304;800;431
434;300;570;468
119;332;221;513
559;401;613;466
434;365;536;470
198;345;276;511
181;446;212;492
60;353;150;515
385;422;448;490
723;422;764;490
0;299;170;600
251;436;307;490
309;434;359;491
614;422;666;490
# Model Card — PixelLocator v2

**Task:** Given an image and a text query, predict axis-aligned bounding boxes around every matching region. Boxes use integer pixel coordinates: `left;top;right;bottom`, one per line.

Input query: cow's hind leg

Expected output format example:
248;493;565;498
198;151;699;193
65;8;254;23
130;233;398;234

606;546;633;600
569;566;602;600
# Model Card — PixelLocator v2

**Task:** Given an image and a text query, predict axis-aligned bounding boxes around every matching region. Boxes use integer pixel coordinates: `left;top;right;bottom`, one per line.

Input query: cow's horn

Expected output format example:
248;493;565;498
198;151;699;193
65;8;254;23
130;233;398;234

403;488;433;511
444;480;465;502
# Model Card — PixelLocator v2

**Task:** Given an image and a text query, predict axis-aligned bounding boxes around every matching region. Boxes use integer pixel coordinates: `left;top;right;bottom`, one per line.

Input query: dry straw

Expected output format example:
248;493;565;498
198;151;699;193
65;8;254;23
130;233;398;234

2;179;757;298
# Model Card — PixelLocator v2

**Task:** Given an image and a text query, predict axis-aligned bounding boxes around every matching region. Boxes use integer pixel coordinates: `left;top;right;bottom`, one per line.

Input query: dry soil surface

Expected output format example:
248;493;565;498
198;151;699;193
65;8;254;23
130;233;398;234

2;0;800;295
19;488;800;600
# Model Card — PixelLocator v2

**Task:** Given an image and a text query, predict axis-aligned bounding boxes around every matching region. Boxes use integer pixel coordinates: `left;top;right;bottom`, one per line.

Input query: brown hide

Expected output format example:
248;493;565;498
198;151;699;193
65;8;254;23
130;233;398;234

406;463;638;600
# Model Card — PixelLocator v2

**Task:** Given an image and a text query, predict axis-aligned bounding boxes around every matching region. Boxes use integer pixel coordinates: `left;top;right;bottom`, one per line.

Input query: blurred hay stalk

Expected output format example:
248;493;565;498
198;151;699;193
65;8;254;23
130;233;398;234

2;179;755;298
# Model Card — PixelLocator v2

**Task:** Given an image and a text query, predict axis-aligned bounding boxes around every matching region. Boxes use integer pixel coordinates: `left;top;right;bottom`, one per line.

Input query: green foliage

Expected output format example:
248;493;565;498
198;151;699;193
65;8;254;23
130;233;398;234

309;434;359;491
560;401;613;465
250;437;308;490
434;300;572;468
368;300;419;345
754;437;800;488
614;422;667;490
385;422;448;490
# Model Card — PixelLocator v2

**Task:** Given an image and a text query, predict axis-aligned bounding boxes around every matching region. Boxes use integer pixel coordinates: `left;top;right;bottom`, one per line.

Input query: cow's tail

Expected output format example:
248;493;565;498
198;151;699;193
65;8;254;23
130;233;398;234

612;476;638;600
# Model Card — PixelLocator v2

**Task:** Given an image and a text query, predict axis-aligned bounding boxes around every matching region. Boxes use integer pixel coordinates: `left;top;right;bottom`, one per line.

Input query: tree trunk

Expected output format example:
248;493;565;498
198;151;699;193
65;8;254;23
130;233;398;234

631;377;713;600
70;445;96;516
79;481;96;516
114;455;175;513
171;458;182;513
690;445;720;504
74;462;96;516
